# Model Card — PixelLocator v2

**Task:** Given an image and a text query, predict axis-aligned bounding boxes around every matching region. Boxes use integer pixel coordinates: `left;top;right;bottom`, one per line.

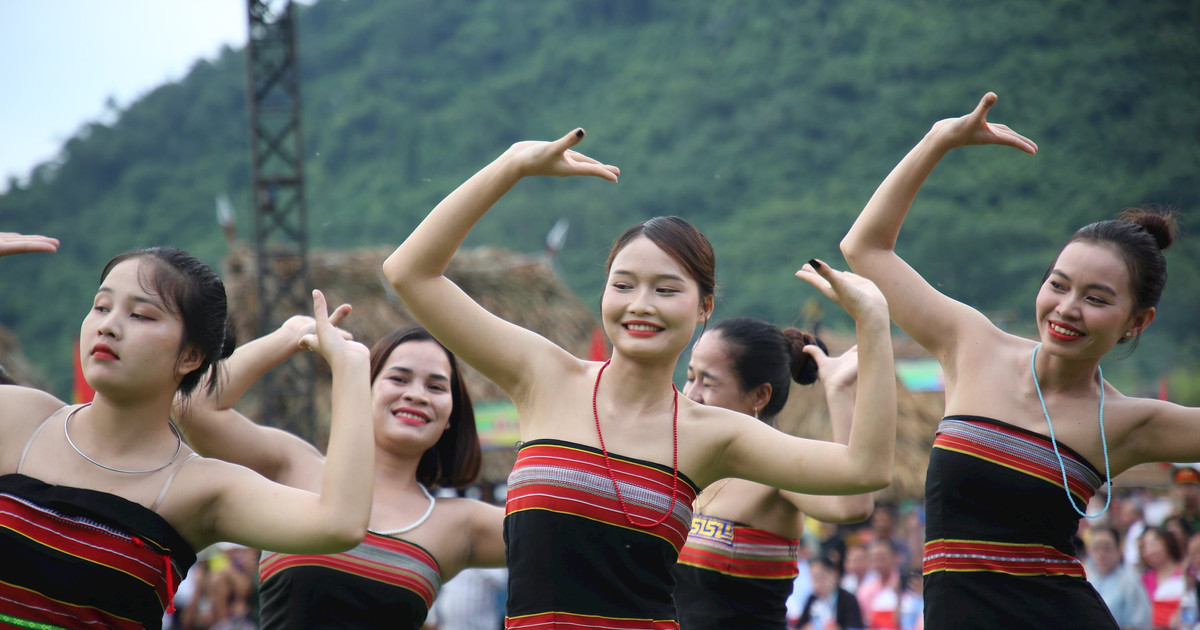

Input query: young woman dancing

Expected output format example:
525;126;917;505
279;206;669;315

673;317;871;629
0;235;373;630
840;92;1197;629
382;129;897;629
175;323;506;629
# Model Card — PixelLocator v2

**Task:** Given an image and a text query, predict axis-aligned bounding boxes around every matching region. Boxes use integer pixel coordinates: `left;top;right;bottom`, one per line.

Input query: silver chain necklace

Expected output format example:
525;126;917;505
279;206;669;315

63;403;183;475
369;484;436;536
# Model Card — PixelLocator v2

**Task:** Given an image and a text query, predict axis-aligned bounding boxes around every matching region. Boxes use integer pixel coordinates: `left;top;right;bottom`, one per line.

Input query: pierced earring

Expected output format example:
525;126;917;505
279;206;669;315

752;406;760;419
1124;331;1134;338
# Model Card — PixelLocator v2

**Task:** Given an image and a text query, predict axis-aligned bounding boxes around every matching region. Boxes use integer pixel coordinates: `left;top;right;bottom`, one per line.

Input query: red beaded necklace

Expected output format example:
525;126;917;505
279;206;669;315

592;359;681;528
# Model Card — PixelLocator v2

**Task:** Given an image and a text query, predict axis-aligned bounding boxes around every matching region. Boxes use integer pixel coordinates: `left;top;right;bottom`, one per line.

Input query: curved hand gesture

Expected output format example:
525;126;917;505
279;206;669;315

795;259;889;325
930;92;1038;155
297;290;368;367
0;232;59;257
806;344;859;391
505;129;621;182
282;302;354;353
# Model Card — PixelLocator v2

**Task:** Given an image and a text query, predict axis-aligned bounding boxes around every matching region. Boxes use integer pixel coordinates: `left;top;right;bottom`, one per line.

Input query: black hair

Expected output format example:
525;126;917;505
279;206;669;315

368;327;481;489
1049;207;1178;349
707;317;828;421
100;248;235;397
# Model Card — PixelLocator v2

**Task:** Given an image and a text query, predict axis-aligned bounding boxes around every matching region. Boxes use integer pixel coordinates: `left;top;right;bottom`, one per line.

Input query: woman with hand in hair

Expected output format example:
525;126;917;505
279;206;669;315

674;317;871;629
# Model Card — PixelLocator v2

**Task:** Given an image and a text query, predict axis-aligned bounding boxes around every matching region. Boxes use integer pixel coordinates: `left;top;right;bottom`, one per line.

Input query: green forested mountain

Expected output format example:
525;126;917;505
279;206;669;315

2;0;1198;398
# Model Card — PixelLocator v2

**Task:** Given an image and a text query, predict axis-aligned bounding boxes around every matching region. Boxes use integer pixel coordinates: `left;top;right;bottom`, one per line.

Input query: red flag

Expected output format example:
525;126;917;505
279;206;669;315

72;340;94;403
587;325;609;361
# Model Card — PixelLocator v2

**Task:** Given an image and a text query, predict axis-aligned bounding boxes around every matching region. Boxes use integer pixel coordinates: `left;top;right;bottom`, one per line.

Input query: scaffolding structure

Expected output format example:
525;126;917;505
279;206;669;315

245;0;315;440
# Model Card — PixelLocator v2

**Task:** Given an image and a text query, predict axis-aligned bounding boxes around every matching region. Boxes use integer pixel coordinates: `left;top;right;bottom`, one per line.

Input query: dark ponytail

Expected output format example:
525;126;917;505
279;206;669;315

709;318;827;421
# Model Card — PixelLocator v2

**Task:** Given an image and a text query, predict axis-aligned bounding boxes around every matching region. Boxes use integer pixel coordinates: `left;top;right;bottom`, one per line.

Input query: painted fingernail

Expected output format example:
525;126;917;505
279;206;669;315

808;259;822;270
575;129;584;138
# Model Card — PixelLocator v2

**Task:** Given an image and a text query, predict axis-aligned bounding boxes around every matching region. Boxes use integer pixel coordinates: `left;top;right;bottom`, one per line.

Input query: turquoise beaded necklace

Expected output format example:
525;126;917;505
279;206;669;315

1030;343;1111;519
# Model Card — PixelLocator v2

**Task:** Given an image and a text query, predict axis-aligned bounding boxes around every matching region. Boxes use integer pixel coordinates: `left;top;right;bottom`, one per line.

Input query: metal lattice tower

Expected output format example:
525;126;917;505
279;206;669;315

245;0;314;440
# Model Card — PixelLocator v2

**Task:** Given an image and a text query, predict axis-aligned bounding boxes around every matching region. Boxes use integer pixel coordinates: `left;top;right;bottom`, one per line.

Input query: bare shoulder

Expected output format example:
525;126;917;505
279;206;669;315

0;386;66;465
158;454;284;546
434;496;505;523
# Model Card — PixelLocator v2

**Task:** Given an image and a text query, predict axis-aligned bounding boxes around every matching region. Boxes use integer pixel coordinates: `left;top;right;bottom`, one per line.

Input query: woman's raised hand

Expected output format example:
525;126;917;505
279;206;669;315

795;259;889;324
505;129;620;182
808;344;859;391
928;92;1038;155
298;290;368;367
282;304;354;353
0;232;59;257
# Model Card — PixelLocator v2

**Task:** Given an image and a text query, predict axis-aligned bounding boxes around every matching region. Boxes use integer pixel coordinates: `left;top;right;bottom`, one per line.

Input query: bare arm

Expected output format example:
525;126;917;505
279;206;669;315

212;309;352;408
198;290;375;552
0;232;59;256
721;261;896;495
1123;398;1200;467
783;345;875;523
466;501;507;568
174;311;352;488
382;130;619;396
840;93;1037;361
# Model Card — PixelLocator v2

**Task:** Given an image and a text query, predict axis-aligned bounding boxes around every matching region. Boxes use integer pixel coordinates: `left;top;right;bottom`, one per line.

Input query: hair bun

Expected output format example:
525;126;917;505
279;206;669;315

1120;206;1178;251
782;328;827;385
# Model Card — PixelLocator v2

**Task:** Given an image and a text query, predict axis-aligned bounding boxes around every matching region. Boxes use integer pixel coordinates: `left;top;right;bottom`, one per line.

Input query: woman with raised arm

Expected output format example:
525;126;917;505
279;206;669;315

175;323;506;629
673;318;871;630
0;235;374;630
840;92;1195;630
383;129;897;630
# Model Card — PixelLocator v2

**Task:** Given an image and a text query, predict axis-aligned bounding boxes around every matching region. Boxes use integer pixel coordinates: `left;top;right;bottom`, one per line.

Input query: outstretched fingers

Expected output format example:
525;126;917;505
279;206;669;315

972;92;1038;155
296;290;327;353
795;258;888;321
990;123;1038;155
554;129;621;181
0;232;60;257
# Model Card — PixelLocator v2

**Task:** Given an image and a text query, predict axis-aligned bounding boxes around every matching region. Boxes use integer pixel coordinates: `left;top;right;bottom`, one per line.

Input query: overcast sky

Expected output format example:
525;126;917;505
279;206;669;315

0;0;250;191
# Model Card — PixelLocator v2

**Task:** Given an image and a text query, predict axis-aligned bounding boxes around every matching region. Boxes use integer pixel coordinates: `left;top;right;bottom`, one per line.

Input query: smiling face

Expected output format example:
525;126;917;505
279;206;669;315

79;258;198;399
1035;241;1154;360
371;340;455;452
601;235;712;362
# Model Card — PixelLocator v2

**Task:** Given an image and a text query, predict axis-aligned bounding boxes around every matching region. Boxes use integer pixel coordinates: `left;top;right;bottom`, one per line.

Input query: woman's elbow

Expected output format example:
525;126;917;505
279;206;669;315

381;252;407;288
838;499;876;525
856;466;893;494
839;234;861;264
313;520;368;554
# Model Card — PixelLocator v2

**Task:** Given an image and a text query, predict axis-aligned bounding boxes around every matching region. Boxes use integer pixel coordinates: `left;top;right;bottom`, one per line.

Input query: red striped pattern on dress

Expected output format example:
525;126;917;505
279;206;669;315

933;418;1099;505
259;533;441;608
506;611;680;629
922;538;1086;578
676;514;799;579
506;442;696;550
0;494;176;629
0;577;143;630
